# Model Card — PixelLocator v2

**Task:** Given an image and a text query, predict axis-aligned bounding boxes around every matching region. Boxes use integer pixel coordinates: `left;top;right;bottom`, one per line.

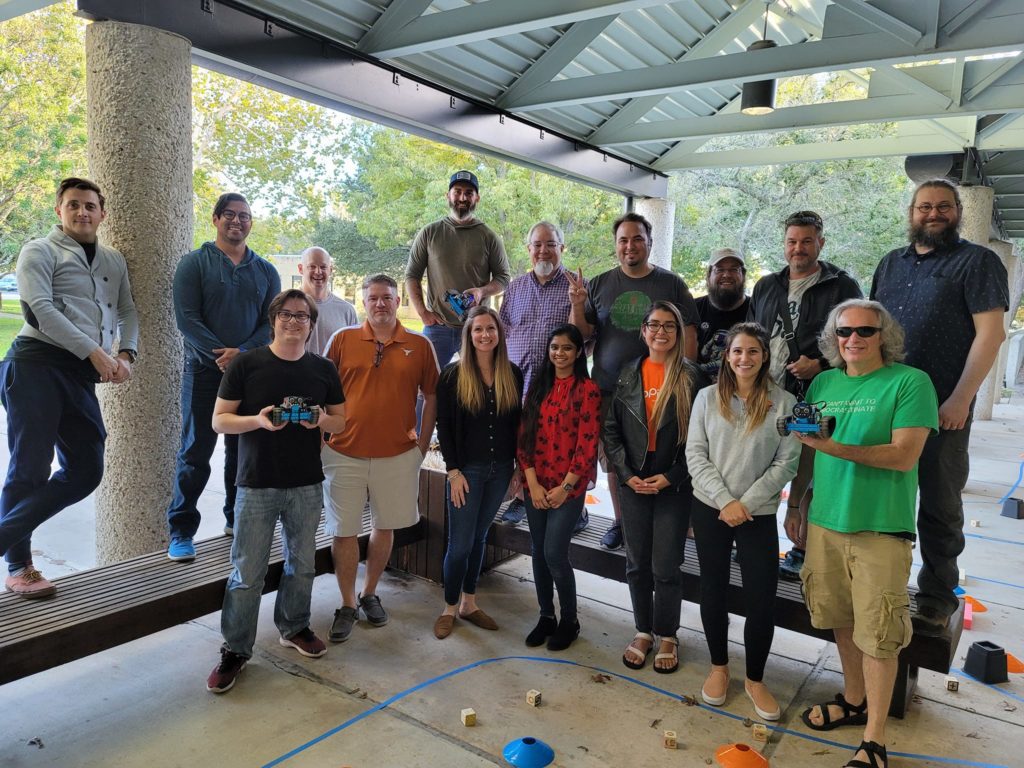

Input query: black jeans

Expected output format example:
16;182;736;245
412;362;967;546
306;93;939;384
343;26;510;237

916;421;972;619
690;498;778;681
525;493;584;622
619;464;689;637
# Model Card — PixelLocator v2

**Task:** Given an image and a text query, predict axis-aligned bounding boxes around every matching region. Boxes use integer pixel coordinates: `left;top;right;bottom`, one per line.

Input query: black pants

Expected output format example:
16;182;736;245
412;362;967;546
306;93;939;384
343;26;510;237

691;498;778;681
916;421;972;619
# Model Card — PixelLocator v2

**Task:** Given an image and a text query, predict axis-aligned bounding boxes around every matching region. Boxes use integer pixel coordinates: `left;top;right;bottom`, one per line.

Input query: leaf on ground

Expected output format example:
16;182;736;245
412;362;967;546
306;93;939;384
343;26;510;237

680;694;697;706
965;732;981;739
650;719;662;729
591;673;611;684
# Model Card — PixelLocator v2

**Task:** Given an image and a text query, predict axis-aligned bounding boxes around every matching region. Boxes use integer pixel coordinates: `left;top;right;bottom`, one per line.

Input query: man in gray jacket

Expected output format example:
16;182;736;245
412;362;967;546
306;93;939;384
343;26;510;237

0;177;138;598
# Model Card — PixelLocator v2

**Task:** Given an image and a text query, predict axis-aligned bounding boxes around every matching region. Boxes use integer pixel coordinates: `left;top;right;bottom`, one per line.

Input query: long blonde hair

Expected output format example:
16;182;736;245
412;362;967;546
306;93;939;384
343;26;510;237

455;306;519;414
643;301;693;446
716;322;773;431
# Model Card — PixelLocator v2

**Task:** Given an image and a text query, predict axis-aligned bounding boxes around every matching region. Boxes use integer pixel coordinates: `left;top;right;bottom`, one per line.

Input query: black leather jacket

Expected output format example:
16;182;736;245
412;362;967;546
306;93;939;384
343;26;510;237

602;356;705;492
748;260;863;395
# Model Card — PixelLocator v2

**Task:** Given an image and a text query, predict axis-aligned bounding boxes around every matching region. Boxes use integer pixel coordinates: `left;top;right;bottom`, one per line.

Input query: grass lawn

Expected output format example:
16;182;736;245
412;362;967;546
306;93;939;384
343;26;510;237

0;316;23;358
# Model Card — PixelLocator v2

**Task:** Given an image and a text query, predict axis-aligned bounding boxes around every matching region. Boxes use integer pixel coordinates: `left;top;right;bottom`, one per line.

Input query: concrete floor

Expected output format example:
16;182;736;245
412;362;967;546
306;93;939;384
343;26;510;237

2;399;1024;767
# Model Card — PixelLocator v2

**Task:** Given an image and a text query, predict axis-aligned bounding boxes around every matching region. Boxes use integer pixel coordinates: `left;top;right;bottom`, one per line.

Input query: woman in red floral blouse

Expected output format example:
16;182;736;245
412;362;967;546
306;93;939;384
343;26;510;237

517;324;602;652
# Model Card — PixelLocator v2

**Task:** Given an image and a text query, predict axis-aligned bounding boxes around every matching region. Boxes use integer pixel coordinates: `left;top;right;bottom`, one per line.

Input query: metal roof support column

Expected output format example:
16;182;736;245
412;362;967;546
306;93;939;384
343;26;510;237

86;20;193;563
633;197;675;271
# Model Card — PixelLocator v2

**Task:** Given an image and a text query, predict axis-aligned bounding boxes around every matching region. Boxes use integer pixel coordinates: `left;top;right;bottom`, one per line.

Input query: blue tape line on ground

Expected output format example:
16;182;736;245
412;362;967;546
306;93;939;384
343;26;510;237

953;668;1024;704
996;460;1024;505
966;532;1024;547
262;656;1007;768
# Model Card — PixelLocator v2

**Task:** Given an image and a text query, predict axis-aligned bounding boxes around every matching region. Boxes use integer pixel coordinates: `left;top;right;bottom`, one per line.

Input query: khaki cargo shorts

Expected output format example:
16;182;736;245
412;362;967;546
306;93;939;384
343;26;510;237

800;523;913;659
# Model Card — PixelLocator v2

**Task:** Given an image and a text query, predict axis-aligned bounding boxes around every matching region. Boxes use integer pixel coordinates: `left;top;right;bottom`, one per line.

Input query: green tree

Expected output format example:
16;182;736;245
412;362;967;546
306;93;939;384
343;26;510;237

0;3;87;270
311;216;407;278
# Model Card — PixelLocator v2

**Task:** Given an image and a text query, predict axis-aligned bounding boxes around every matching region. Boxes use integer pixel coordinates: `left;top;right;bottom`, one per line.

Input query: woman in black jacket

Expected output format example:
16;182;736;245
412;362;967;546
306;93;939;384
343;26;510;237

603;300;703;673
434;307;523;639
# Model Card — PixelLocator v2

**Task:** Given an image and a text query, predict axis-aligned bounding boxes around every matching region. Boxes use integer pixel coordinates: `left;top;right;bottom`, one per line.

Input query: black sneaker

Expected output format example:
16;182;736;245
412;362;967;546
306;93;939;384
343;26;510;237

600;523;622;550
499;498;526;525
779;548;805;581
207;648;247;694
572;508;590;535
525;615;557;647
546;617;581;652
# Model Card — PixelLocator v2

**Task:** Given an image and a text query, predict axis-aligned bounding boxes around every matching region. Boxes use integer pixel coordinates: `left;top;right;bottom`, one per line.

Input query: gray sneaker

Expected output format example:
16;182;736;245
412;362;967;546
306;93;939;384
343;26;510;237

329;606;358;643
359;593;389;627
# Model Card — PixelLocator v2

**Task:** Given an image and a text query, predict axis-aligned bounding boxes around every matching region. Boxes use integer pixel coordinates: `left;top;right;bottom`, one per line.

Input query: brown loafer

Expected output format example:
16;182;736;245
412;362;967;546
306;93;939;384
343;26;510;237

459;609;499;630
434;613;456;639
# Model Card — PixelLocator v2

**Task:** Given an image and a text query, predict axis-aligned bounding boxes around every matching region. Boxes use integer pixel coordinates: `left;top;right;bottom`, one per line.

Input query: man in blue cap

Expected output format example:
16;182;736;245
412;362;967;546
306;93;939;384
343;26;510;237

405;170;511;367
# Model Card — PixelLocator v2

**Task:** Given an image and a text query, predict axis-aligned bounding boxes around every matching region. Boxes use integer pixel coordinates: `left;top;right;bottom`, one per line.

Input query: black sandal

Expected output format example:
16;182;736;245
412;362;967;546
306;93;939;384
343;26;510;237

844;740;887;768
800;692;868;731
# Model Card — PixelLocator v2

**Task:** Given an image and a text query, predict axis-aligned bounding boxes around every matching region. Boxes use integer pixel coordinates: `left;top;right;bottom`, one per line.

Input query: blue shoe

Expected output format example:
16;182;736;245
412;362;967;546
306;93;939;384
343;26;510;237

499;498;526;525
168;536;196;562
572;508;590;535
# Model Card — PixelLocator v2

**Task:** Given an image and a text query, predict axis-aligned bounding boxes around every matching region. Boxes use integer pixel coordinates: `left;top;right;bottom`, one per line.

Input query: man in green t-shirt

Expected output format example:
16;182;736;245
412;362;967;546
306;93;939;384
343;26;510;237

792;299;937;768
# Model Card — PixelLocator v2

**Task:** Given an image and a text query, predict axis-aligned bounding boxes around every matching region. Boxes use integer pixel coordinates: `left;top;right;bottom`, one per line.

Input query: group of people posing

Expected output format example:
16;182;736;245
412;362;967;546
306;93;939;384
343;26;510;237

0;172;1009;768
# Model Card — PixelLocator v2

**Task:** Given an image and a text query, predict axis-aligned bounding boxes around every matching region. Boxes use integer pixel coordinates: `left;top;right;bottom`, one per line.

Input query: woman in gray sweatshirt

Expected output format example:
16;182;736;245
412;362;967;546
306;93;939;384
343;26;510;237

685;322;800;722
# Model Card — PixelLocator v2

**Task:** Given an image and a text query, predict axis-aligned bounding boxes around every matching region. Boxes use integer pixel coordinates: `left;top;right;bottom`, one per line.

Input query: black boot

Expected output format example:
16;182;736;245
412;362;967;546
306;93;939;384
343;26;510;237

546;617;580;651
525;615;557;647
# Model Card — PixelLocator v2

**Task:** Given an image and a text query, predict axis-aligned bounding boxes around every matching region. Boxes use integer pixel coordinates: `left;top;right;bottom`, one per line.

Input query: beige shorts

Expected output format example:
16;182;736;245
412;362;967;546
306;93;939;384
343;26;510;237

321;445;422;537
800;523;913;659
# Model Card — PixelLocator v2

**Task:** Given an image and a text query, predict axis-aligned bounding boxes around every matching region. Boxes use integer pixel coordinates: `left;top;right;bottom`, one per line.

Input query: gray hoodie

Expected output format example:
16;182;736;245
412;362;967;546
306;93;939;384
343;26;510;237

685;382;800;516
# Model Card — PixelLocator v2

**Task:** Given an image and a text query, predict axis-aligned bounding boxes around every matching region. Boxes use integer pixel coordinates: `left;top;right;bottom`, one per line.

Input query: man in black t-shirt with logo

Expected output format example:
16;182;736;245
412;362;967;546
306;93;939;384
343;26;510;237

695;248;750;381
205;288;346;694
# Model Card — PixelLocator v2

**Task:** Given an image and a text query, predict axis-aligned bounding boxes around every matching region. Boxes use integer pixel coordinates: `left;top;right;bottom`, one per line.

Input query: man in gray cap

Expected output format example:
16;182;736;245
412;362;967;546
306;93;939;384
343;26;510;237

695;247;750;381
405;170;511;366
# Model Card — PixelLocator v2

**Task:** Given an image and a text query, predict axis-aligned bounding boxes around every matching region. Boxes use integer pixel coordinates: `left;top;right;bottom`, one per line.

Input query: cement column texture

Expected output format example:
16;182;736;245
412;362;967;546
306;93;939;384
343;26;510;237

86;21;193;563
976;240;1017;419
955;186;996;420
634;197;676;271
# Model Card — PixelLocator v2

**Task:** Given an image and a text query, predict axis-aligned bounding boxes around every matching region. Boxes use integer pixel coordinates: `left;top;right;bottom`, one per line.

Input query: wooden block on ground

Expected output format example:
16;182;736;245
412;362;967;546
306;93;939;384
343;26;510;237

663;730;677;749
526;689;542;707
461;708;476;726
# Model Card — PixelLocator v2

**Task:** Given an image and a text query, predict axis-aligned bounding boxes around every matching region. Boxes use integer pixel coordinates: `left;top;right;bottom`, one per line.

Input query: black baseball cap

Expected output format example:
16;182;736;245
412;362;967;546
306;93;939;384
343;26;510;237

449;170;479;192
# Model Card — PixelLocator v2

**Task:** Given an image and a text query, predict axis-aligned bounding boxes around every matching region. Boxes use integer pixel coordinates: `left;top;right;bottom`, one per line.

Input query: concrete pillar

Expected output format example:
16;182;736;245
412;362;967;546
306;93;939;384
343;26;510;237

634;197;675;271
86;22;193;563
957;185;995;249
977;240;1020;419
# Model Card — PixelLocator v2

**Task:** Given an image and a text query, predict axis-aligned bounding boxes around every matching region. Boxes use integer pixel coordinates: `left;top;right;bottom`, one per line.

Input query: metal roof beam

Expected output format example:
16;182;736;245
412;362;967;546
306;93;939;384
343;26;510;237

964;56;1024;101
829;0;925;47
656;135;967;170
944;0;996;36
506;2;1024;111
76;0;665;197
356;0;434;55
599;91;1024;145
366;0;667;59
0;0;55;22
978;112;1024;138
496;15;616;109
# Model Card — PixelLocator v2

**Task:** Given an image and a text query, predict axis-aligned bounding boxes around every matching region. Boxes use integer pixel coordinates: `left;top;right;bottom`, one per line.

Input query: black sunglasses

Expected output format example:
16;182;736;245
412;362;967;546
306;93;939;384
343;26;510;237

374;340;384;368
836;326;881;338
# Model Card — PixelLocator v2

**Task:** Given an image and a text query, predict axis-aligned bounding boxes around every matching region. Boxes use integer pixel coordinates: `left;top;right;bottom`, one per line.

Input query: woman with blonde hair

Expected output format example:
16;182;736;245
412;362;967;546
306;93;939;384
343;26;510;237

434;306;523;638
686;322;800;720
603;300;704;674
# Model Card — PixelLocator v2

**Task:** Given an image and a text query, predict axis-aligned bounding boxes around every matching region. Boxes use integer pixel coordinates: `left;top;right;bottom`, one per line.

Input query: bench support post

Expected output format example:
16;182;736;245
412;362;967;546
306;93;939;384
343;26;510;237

889;660;918;718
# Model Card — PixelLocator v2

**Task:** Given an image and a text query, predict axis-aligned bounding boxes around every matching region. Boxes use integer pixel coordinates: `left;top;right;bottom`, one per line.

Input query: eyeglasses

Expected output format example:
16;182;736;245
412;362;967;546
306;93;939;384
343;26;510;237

374;341;384;368
529;240;560;249
219;210;252;223
836;326;881;338
276;311;311;324
711;266;743;275
643;321;679;333
913;202;956;214
785;211;823;229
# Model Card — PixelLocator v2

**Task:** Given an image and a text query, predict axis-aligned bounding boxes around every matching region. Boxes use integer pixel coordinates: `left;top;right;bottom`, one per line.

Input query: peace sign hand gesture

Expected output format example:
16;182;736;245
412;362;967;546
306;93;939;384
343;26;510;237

567;267;588;308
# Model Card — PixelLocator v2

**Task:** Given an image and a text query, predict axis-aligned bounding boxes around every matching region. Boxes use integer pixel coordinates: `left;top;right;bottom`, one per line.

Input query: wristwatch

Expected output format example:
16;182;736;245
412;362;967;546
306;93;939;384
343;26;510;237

120;349;138;364
562;482;575;493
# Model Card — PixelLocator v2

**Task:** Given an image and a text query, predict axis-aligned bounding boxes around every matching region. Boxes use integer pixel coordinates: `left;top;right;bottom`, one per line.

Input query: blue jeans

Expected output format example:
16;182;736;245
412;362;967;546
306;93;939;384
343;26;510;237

619;481;689;637
916;421;972;619
443;459;514;606
166;360;237;537
0;361;105;573
525;493;584;621
221;484;322;658
422;323;462;367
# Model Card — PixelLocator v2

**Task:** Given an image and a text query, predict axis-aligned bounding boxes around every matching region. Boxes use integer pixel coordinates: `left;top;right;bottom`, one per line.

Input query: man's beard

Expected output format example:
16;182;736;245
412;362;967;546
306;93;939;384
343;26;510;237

910;219;959;250
708;283;745;309
533;260;555;279
448;200;477;219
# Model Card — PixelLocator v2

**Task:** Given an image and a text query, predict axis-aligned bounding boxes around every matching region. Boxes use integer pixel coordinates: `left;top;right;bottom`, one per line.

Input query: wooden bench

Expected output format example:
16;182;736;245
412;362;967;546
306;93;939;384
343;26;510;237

487;505;965;718
0;507;426;686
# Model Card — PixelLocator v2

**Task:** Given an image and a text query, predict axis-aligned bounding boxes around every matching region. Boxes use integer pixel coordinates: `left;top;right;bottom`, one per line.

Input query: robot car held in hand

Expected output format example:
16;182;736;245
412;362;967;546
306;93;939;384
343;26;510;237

777;399;835;438
444;289;475;322
270;396;320;427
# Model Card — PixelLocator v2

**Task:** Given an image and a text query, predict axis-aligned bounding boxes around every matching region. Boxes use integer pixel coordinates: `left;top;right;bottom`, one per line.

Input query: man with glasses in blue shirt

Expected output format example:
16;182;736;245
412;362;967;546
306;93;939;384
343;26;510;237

166;193;281;561
871;179;1008;636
